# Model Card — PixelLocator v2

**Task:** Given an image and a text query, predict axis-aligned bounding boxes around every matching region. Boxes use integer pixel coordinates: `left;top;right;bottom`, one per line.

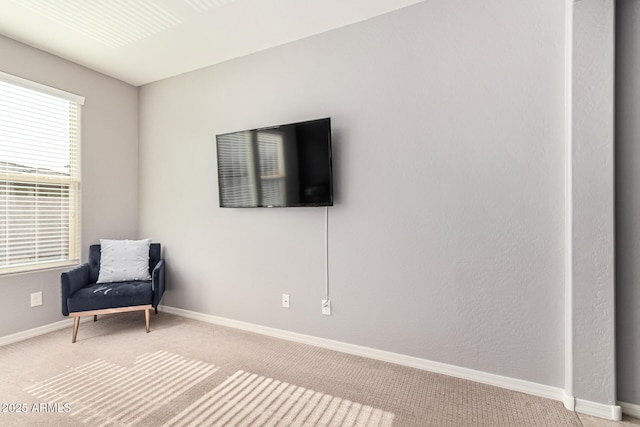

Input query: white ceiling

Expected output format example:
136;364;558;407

0;0;424;86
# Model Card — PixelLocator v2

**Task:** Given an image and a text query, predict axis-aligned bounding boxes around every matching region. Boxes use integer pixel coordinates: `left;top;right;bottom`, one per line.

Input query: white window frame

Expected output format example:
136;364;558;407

0;71;84;275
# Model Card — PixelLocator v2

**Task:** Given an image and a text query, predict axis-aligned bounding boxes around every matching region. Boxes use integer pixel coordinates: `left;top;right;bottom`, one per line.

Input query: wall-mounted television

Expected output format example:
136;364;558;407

216;117;333;208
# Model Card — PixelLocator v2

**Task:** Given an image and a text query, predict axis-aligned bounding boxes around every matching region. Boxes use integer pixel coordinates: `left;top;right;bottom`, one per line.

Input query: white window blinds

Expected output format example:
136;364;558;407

0;72;83;274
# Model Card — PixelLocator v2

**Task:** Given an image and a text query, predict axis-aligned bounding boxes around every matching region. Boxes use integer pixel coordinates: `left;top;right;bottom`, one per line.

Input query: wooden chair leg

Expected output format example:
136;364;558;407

145;308;150;333
93;315;98;322
72;317;80;343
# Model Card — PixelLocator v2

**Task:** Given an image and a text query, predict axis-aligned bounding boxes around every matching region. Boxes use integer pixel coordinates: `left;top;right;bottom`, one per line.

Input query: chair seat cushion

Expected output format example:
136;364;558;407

67;281;153;313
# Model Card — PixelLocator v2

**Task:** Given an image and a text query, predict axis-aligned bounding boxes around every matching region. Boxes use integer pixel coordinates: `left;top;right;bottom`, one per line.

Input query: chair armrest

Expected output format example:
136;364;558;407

151;259;165;308
61;263;90;316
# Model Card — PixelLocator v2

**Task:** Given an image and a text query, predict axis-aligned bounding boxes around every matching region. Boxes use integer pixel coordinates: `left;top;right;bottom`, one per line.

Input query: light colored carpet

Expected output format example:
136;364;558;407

0;311;585;426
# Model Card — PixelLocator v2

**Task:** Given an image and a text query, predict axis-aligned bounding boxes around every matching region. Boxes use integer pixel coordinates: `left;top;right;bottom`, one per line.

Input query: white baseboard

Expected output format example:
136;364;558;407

159;305;564;402
161;305;636;421
3;305;633;422
575;398;622;421
0;315;98;347
0;318;74;346
619;401;640;418
563;393;575;411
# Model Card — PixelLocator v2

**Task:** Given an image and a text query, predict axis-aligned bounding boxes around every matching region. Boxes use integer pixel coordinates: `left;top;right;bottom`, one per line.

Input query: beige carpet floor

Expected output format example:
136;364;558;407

0;312;625;426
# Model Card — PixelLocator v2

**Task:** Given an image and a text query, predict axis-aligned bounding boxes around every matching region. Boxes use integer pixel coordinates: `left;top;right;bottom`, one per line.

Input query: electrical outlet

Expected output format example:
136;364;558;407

322;299;331;316
30;292;42;307
282;294;290;308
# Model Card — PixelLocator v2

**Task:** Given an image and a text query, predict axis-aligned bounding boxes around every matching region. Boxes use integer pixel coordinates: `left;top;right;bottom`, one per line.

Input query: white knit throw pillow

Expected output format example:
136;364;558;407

96;239;152;283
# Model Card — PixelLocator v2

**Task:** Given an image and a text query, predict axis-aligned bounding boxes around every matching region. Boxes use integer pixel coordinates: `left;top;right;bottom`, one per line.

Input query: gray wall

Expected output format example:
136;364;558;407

0;35;139;336
139;0;566;387
572;0;616;406
616;0;640;407
0;0;625;409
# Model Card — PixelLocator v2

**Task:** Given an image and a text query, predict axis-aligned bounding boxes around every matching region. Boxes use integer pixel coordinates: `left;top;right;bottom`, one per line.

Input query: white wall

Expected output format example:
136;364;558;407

139;0;567;387
616;0;640;408
0;35;139;336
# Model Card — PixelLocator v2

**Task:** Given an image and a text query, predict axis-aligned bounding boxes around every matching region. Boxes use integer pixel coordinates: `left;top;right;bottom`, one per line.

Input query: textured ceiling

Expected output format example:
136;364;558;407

0;0;425;86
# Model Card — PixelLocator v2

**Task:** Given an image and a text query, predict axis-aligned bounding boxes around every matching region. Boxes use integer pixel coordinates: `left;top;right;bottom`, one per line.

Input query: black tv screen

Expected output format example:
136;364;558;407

216;118;333;207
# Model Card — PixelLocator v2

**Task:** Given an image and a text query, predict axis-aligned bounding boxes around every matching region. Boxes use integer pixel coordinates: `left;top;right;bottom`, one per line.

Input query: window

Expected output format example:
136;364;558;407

0;72;84;274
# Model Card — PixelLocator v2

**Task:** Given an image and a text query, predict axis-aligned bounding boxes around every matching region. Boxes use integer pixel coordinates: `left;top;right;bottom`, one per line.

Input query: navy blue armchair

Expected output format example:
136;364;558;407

61;243;165;342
